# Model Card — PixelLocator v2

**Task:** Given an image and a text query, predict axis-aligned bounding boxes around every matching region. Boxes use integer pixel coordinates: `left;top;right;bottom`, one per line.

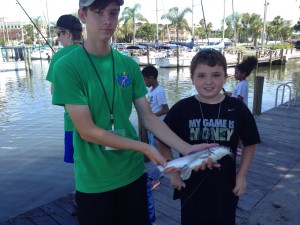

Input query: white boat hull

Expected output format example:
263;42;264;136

155;57;192;68
131;56;156;66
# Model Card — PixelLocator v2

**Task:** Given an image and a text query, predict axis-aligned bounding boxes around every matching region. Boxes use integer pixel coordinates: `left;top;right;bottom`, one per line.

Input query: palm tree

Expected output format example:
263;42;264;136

248;13;263;46
271;16;284;42
161;7;192;42
119;4;148;45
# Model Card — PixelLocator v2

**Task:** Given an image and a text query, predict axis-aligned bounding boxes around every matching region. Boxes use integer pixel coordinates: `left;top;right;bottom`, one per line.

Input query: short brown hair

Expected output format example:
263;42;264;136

190;49;227;78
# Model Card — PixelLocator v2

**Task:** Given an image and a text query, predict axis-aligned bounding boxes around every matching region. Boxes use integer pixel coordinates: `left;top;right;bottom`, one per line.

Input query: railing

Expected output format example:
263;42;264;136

275;82;298;109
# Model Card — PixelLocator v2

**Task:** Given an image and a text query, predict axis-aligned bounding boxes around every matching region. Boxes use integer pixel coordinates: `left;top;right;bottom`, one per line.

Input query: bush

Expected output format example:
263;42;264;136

269;42;294;50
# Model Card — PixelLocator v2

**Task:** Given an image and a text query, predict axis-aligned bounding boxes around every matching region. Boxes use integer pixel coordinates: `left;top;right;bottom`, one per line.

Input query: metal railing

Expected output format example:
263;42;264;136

275;82;298;109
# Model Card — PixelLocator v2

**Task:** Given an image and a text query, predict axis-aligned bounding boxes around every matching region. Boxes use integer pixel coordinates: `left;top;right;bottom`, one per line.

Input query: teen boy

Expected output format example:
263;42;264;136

52;1;217;224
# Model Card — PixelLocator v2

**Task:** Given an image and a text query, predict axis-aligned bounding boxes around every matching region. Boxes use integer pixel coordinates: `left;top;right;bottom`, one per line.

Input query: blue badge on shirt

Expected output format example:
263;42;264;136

118;72;131;87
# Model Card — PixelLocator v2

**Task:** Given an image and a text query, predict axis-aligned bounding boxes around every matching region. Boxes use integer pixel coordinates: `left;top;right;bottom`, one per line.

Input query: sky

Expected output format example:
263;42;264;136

0;0;299;29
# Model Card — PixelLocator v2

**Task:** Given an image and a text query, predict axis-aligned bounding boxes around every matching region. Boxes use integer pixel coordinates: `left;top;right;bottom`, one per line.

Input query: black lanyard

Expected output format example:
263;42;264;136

82;43;116;130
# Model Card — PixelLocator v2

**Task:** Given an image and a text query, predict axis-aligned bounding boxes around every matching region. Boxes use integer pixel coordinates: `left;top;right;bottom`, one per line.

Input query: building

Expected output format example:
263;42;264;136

0;18;47;44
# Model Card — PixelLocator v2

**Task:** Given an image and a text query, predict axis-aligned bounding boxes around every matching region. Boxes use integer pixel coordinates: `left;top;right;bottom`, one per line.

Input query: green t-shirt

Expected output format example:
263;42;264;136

52;47;148;193
46;44;80;131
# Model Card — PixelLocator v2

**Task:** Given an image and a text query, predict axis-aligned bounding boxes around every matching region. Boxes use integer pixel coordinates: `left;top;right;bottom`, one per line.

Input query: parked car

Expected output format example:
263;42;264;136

295;40;300;50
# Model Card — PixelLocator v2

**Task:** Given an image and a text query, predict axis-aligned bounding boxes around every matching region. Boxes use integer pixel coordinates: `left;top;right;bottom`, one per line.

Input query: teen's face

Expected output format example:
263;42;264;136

56;29;71;47
79;2;120;42
234;69;245;81
191;63;227;101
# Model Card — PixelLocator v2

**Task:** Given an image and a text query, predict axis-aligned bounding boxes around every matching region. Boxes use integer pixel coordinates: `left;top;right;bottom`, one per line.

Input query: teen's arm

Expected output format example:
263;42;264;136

233;144;256;196
65;104;166;166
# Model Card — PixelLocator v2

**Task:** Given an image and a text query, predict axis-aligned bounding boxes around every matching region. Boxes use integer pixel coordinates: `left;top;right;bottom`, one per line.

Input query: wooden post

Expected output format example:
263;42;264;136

269;50;273;65
24;47;28;71
147;45;150;65
176;45;179;70
280;49;284;64
26;48;32;74
256;51;259;69
253;76;264;115
237;52;242;64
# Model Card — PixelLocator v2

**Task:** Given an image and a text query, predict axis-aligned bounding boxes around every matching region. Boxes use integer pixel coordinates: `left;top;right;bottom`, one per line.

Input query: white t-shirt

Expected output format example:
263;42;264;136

232;80;248;106
148;85;168;120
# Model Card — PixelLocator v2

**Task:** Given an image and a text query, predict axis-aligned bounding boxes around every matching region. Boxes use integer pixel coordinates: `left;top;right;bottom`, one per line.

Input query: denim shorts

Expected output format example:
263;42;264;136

64;131;74;163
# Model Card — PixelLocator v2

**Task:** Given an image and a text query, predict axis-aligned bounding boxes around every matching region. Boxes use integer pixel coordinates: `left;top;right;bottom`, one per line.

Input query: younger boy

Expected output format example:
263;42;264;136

158;49;261;225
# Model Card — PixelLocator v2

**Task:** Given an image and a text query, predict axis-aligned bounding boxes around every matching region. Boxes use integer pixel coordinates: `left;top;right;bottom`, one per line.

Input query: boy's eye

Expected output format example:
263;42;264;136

111;11;119;16
92;9;101;15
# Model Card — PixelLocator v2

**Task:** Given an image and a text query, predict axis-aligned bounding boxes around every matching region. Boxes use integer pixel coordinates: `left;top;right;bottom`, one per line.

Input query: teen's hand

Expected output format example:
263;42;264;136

145;145;167;168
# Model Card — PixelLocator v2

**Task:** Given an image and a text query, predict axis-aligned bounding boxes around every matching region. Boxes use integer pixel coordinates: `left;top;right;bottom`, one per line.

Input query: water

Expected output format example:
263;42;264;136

0;59;299;222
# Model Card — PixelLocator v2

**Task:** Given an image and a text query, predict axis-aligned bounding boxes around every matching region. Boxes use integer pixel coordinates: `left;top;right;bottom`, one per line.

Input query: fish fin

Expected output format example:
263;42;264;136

180;168;193;180
157;165;164;173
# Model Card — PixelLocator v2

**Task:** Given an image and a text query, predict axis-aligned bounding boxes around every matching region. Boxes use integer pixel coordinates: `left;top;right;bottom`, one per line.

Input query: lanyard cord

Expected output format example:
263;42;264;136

82;43;116;130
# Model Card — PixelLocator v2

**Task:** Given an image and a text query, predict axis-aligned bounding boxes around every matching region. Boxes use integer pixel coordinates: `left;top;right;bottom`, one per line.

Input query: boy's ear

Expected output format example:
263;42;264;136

78;9;86;24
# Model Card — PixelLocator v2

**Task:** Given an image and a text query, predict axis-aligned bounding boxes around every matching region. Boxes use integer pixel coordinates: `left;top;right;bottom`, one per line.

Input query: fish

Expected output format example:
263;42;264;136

157;146;232;180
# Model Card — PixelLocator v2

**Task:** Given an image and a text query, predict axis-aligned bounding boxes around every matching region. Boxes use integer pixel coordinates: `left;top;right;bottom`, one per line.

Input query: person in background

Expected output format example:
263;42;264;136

46;14;83;209
142;65;169;190
46;14;83;164
225;56;258;155
51;1;218;224
157;49;261;225
230;56;258;106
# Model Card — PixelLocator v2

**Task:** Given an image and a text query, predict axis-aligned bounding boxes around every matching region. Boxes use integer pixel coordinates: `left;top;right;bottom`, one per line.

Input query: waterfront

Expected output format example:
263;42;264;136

0;58;299;222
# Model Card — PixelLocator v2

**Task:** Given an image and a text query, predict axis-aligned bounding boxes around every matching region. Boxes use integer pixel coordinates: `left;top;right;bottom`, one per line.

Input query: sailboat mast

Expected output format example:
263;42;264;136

156;0;159;40
192;0;194;37
45;0;52;46
222;0;225;40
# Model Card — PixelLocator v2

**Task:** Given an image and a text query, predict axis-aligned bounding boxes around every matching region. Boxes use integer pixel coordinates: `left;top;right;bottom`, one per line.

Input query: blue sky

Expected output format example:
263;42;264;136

1;0;299;29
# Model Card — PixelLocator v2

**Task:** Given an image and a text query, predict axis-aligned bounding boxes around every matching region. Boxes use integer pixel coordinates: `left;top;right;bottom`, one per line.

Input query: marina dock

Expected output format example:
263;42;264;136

1;96;299;225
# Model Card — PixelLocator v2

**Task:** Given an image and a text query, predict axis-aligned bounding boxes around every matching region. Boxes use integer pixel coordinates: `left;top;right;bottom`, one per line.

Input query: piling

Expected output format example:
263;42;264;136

147;46;150;65
252;76;264;115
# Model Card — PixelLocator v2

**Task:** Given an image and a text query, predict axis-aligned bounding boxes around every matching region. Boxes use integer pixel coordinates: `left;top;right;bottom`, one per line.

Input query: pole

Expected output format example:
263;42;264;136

232;0;237;47
46;0;52;47
222;0;225;40
156;0;159;41
192;0;194;37
262;0;268;49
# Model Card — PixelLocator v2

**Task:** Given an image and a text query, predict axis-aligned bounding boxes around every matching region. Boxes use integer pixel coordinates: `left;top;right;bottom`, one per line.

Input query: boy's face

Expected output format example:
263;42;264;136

143;76;154;88
234;68;246;81
191;63;227;102
79;1;120;42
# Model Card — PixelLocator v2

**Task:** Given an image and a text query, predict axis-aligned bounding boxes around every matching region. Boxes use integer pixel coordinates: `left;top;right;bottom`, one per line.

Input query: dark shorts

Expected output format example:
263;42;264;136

64;131;74;163
76;173;150;225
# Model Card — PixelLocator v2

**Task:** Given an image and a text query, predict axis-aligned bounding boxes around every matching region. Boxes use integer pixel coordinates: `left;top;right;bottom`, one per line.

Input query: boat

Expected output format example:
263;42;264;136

126;45;165;66
155;50;196;68
30;48;52;60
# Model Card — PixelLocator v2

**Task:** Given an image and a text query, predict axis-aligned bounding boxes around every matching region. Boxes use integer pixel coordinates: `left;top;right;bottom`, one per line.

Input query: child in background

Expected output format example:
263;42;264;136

157;49;261;225
142;65;169;189
227;56;258;155
231;56;258;106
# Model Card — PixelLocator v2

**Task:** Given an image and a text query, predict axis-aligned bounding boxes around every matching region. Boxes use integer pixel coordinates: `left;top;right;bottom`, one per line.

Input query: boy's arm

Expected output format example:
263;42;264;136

65;104;167;167
233;144;256;196
154;103;169;117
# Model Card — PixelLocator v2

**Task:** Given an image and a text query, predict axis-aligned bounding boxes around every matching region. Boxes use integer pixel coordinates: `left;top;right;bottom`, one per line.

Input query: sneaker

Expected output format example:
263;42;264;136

150;179;160;190
237;148;242;156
